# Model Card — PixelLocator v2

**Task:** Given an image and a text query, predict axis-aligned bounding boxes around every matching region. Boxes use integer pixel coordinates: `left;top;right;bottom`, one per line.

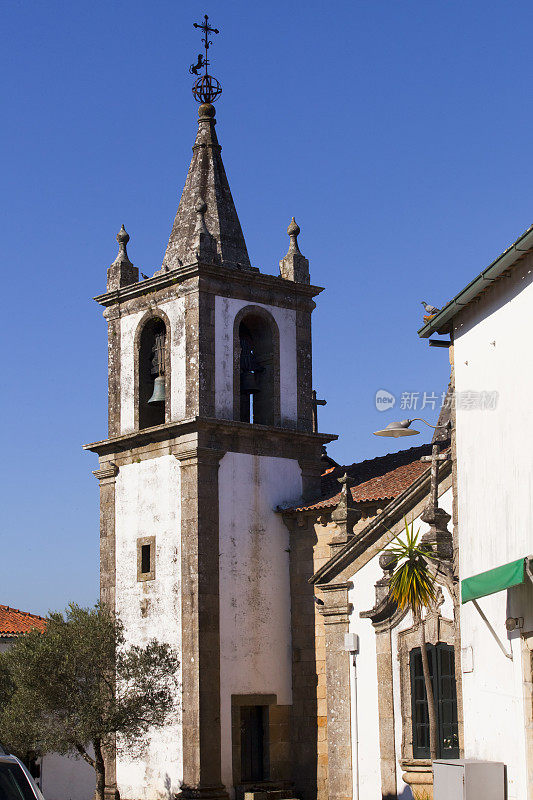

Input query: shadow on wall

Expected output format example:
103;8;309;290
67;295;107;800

41;751;95;800
396;787;413;799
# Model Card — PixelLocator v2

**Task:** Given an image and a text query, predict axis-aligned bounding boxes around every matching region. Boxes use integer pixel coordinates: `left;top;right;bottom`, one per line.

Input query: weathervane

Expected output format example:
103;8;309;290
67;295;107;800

189;14;222;104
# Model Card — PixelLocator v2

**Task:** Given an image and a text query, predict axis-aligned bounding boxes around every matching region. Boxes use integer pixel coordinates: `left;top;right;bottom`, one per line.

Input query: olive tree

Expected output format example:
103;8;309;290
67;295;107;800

0;603;179;800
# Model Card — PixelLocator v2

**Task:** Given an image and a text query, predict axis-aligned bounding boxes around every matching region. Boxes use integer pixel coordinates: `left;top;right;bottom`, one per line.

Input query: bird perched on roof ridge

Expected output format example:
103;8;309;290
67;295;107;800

421;301;440;314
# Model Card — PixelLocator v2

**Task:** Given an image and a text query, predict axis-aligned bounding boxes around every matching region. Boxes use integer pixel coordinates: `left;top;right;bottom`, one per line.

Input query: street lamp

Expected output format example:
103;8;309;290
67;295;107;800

373;419;420;437
373;418;450;438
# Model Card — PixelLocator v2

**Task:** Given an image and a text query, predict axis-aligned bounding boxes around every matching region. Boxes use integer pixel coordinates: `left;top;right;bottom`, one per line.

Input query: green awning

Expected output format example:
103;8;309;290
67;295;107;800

461;558;526;604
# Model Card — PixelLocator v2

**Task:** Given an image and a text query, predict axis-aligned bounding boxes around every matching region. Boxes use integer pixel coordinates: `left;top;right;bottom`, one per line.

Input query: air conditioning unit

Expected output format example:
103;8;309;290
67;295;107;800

433;759;505;800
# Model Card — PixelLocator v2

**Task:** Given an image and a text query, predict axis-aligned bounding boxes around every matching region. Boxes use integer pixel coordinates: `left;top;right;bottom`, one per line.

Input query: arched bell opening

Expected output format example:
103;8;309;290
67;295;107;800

234;309;280;426
138;317;167;429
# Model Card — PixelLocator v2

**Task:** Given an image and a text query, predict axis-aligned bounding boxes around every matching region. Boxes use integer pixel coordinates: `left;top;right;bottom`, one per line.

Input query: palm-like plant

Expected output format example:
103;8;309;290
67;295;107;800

385;518;438;761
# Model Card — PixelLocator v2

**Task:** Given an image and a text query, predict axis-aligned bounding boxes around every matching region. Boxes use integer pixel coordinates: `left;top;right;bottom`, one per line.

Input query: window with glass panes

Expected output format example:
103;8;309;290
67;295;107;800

410;642;459;759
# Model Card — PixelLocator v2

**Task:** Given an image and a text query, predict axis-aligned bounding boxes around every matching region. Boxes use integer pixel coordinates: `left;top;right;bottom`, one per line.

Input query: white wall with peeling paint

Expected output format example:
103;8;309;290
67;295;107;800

218;452;302;793
214;296;297;424
119;298;186;434
114;456;182;800
347;555;382;800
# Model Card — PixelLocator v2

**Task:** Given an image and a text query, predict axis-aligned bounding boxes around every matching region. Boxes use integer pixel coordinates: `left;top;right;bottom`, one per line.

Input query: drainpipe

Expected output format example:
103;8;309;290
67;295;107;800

344;633;360;800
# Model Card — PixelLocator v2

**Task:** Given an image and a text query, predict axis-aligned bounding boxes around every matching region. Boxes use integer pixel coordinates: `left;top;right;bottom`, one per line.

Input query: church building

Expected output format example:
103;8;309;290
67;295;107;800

85;26;462;800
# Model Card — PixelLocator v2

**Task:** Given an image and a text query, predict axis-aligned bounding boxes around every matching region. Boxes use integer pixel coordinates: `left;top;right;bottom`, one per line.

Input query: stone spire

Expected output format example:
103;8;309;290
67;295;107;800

162;103;252;271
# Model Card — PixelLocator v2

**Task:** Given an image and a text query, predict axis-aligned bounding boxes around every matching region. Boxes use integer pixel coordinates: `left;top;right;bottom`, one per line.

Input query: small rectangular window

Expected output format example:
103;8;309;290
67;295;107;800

141;544;151;574
137;536;155;581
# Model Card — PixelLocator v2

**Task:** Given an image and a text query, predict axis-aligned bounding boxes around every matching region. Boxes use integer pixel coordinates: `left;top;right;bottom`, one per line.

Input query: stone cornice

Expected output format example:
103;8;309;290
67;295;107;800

84;416;337;457
174;446;226;466
318;581;353;593
93;261;324;309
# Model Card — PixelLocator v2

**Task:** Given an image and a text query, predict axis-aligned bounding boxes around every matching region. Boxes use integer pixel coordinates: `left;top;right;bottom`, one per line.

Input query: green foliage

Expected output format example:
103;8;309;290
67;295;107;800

385;517;437;617
0;603;179;767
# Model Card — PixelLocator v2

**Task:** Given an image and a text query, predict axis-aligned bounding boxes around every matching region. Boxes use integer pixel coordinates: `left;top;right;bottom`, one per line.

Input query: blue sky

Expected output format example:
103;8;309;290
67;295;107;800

2;0;531;612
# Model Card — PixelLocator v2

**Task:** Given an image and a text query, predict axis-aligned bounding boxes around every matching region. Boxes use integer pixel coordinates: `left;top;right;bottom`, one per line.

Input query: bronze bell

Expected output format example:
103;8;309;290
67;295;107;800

240;370;260;394
148;375;166;404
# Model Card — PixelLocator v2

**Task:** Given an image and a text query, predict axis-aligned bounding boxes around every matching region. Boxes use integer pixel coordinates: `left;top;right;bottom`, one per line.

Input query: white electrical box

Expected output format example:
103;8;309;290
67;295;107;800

433;759;505;800
343;632;359;653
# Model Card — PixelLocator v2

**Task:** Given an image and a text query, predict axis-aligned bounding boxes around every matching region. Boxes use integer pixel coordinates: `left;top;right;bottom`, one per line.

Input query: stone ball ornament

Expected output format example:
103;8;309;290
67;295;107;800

192;73;222;104
379;552;397;572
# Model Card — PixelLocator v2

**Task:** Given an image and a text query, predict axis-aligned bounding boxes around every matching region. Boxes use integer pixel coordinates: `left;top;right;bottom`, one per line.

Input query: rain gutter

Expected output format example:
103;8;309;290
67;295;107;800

418;224;533;339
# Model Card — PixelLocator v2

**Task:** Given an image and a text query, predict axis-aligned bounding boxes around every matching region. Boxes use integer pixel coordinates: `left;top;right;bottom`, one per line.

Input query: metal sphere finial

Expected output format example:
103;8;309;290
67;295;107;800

192;74;222;104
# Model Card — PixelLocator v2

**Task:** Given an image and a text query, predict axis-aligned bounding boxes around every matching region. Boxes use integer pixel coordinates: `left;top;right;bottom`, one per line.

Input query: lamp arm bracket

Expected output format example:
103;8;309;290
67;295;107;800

409;418;452;432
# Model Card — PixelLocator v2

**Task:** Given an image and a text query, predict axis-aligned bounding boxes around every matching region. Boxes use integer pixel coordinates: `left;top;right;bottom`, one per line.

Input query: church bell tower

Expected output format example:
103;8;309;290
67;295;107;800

85;19;335;800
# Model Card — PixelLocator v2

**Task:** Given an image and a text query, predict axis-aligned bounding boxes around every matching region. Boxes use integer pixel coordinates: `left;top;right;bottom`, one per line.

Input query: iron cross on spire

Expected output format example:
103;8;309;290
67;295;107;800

190;14;219;76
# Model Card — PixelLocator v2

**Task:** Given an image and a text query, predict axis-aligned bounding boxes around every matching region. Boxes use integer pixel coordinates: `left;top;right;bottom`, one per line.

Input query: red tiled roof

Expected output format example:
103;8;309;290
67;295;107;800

0;605;47;637
288;443;435;512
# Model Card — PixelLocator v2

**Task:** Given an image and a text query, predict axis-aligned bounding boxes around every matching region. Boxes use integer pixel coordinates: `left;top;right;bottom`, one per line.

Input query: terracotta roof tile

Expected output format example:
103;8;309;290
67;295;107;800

288;443;436;512
0;605;47;637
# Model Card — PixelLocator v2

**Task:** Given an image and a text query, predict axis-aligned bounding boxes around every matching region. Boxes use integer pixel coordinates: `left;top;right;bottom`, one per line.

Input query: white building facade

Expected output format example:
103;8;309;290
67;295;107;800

420;225;533;800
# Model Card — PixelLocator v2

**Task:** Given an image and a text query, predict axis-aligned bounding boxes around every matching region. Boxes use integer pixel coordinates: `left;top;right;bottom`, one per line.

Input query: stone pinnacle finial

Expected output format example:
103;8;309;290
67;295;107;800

115;225;131;264
329;472;361;550
337;473;355;505
287;217;301;254
107;224;138;291
279;217;310;284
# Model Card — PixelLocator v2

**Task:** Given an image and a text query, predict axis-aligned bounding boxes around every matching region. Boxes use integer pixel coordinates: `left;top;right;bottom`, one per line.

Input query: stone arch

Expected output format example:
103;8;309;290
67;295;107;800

134;308;172;430
232;305;281;426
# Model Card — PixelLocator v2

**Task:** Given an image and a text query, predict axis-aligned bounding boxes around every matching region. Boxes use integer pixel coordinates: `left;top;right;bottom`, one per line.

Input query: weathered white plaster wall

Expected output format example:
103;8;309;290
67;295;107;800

115;456;182;799
119;298;186;434
120;309;145;433
214;296;297;424
347;487;453;800
453;257;533;800
218;453;302;792
348;556;382;800
41;753;95;800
